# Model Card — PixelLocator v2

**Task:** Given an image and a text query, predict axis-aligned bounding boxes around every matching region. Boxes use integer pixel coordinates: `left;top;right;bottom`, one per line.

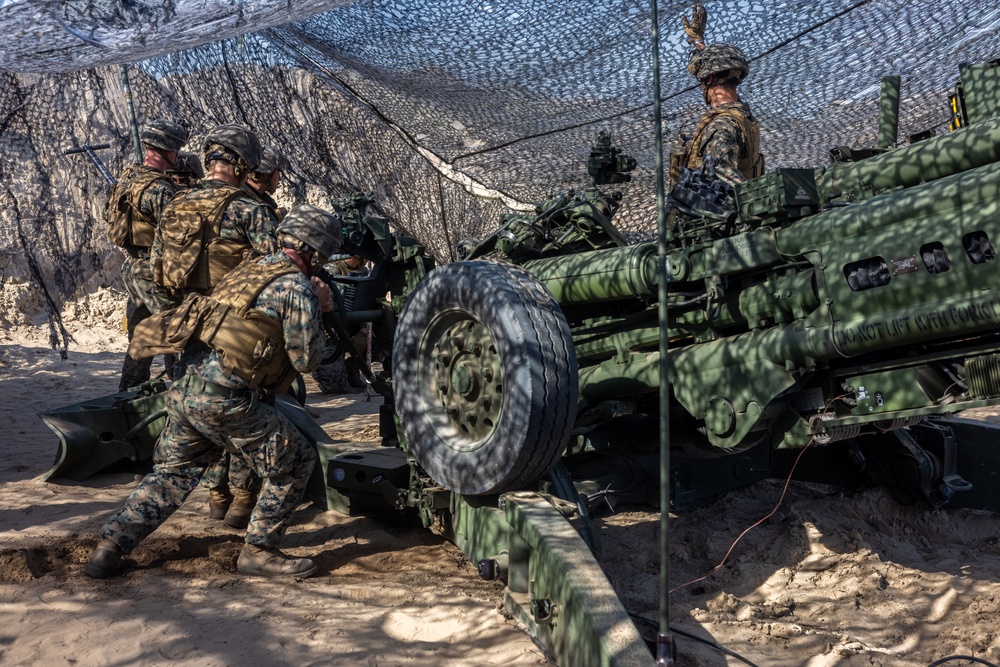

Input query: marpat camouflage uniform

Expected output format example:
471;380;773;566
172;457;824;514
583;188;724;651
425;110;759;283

152;179;281;503
99;253;326;552
695;101;759;188
117;167;177;391
243;183;284;222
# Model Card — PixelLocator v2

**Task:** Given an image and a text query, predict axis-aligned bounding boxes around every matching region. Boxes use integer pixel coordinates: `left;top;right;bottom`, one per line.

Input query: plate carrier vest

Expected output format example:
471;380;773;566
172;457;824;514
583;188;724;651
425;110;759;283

130;259;301;393
153;183;253;294
669;104;764;187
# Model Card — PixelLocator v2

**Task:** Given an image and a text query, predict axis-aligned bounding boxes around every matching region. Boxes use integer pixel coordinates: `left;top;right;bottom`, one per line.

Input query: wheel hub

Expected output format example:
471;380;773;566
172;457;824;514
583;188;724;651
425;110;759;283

433;319;502;443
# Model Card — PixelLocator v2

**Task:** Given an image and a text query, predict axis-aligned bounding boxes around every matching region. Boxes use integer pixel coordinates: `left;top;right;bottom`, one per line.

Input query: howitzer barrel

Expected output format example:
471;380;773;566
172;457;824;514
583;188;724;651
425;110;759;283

779;159;1000;255
820;116;1000;201
523;243;657;306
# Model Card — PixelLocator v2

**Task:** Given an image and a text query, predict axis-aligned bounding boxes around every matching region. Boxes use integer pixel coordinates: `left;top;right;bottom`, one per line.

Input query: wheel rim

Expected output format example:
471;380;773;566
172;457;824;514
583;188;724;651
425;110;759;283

420;308;504;452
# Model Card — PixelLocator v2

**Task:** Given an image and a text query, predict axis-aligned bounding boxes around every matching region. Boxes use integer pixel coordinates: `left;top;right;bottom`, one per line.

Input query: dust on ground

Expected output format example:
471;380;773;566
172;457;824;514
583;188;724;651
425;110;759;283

2;286;1000;666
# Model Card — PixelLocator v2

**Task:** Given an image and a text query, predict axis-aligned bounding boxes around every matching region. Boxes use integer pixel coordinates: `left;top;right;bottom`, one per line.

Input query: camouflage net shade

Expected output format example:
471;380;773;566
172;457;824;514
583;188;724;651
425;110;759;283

0;0;998;353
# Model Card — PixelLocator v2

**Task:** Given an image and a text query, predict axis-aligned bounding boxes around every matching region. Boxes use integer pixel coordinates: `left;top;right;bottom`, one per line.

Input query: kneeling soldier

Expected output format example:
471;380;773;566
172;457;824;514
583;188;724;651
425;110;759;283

84;204;341;579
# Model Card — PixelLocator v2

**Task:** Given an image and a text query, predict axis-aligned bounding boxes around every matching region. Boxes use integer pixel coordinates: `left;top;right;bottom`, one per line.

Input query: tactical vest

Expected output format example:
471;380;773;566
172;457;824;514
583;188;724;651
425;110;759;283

669;104;764;186
153;183;250;294
106;165;171;249
130;259;302;392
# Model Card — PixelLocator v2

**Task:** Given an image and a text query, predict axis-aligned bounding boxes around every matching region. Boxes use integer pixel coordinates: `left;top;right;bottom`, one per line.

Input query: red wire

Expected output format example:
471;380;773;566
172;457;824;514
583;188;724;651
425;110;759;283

669;394;851;594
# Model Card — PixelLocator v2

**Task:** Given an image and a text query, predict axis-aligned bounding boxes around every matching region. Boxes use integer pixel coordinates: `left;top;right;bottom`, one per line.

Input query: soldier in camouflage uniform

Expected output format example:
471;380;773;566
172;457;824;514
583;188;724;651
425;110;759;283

150;124;282;529
150;123;279;308
165;152;204;190
244;145;288;221
84;204;341;579
314;254;371;391
670;2;763;189
106;119;189;391
210;142;289;528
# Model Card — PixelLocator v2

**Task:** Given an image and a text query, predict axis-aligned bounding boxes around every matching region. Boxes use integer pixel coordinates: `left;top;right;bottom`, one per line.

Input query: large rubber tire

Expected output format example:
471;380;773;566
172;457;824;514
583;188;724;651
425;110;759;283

393;260;578;495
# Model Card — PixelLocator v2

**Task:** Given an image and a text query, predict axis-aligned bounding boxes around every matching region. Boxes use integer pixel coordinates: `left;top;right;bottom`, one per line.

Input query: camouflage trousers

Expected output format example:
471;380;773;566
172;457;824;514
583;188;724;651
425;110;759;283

201;450;261;495
119;254;176;391
99;375;317;553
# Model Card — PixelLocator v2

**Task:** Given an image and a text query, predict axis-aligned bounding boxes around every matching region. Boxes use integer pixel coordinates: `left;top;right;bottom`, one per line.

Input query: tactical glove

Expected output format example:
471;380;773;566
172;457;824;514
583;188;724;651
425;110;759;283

681;2;707;48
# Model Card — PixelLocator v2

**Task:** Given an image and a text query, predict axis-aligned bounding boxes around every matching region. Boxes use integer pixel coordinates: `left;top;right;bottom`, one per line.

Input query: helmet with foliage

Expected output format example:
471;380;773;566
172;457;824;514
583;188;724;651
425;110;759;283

166;152;204;179
276;203;343;262
688;43;750;85
255;145;289;177
140;119;189;153
201;123;263;175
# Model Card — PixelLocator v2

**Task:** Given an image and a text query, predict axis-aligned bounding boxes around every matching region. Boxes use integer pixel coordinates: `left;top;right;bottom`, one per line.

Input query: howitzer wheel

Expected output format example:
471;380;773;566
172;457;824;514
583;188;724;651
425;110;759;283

393;261;578;495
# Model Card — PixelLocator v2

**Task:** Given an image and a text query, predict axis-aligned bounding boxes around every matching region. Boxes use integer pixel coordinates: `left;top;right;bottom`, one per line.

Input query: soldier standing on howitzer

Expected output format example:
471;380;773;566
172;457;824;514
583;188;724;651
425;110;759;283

149;123;282;531
105;118;189;391
84;204;342;579
165;152;204;190
244;145;289;221
670;1;764;188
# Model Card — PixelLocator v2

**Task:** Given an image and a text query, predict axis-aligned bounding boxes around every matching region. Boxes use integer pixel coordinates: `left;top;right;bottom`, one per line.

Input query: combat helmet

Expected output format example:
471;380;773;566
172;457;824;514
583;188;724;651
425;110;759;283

277;203;343;264
202;123;263;175
255;145;289;177
688;43;750;86
167;152;205;179
140;119;189;153
455;236;480;260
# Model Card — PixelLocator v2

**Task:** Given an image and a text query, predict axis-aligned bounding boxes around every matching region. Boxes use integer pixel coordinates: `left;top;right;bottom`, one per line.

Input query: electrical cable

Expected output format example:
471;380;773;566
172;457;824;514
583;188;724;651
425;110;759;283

668;440;812;593
670;394;852;594
628;613;762;667
928;657;1000;667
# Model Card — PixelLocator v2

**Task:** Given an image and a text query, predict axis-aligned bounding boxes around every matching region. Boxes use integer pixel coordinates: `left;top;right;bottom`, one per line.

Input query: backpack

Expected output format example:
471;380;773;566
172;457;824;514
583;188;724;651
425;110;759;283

105;165;170;248
154;183;244;292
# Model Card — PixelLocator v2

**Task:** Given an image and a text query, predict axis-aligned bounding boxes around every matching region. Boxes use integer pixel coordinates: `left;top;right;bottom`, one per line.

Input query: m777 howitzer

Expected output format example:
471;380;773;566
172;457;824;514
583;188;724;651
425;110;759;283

386;63;1000;507
40;60;1000;667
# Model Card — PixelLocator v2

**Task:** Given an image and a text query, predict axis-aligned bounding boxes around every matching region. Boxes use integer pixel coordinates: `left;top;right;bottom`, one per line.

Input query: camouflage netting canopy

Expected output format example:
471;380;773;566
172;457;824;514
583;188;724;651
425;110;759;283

1;0;998;352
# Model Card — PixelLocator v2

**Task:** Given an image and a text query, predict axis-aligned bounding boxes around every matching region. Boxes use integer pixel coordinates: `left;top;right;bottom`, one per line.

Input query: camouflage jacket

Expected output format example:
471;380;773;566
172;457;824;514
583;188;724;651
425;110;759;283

150;179;280;283
242;184;283;221
182;254;326;390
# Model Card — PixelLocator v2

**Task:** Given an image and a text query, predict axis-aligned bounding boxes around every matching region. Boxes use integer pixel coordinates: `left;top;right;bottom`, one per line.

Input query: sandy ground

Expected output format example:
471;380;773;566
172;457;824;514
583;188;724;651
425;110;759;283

3;286;1000;666
0;287;550;667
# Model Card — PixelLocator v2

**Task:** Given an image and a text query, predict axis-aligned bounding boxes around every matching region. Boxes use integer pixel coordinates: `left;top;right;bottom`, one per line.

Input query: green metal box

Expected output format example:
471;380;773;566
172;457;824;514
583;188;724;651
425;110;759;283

735;168;820;223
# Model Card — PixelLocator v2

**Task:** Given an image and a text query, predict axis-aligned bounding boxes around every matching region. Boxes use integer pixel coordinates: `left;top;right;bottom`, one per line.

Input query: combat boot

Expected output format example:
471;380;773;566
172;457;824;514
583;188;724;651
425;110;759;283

208;486;234;520
223;488;257;529
83;539;127;579
237;544;317;578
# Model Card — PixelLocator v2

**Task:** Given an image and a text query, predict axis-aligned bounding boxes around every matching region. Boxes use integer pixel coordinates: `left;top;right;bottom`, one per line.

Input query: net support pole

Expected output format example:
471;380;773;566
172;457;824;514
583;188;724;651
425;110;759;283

120;64;143;165
650;0;676;665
